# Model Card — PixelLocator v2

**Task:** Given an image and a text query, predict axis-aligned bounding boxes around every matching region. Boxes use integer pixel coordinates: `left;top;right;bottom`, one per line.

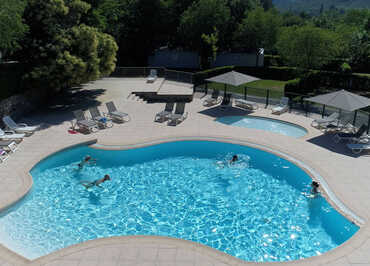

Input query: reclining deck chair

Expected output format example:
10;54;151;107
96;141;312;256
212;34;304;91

105;101;130;123
73;110;99;133
3;116;39;135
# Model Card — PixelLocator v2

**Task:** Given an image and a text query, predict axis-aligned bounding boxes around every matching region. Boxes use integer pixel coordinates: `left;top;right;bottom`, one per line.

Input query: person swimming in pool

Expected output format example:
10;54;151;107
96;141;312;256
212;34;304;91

80;174;111;189
78;155;96;169
230;155;238;164
311;181;320;195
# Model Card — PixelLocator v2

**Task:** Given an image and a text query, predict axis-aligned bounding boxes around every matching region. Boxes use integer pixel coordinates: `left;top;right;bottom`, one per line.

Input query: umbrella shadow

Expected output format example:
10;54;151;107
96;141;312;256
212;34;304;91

306;133;361;158
198;105;253;118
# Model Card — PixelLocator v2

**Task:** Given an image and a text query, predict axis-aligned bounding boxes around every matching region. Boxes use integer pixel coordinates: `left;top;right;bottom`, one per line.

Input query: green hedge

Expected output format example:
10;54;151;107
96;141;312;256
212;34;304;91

263;54;285;67
194;65;298;86
284;71;370;95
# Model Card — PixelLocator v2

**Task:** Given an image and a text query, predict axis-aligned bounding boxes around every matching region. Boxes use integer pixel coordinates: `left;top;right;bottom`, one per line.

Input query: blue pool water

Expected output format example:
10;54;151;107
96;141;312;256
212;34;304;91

0;141;358;261
216;116;307;138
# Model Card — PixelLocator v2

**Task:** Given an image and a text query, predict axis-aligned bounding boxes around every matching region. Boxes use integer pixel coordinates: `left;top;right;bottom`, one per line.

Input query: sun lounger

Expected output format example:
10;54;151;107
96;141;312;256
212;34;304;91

89;107;113;129
155;102;174;122
234;98;259;110
347;143;370;154
147;69;158;83
2;116;40;135
0;149;9;163
322;116;355;133
333;124;367;143
168;102;188;126
73;110;99;133
203;90;222;106
0;128;25;141
0;140;17;153
272;97;289;115
105;101;130;123
220;94;232;109
311;112;340;128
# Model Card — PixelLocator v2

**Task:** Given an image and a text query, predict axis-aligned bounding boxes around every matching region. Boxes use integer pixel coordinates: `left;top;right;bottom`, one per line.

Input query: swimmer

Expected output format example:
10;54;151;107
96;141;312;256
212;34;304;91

230;155;238;164
311;181;320;195
77;155;96;169
80;174;111;189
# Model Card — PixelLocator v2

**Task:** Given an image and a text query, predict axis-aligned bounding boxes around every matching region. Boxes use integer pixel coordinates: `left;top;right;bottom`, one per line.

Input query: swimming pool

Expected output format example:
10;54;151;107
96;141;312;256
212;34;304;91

0;141;358;261
216;116;307;138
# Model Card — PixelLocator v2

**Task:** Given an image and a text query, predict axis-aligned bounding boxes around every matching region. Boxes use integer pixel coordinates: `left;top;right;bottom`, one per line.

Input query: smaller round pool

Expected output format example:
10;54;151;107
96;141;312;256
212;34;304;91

216;116;307;138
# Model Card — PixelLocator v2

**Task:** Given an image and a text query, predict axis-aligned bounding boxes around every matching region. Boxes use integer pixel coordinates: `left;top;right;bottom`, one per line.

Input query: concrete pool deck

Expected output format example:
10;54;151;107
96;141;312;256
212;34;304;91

0;77;370;266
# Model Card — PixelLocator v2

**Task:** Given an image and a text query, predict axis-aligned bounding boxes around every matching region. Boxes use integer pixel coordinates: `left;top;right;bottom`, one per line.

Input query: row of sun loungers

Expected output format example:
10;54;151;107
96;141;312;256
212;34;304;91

202;90;290;115
155;102;188;126
0;116;40;163
73;101;130;133
311;112;370;154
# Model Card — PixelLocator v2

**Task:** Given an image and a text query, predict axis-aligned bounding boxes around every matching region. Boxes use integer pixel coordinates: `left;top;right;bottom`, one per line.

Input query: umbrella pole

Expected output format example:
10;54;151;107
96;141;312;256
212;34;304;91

367;113;370;134
265;89;270;109
244;87;247;100
321;105;326;118
353;110;358;126
224;84;227;97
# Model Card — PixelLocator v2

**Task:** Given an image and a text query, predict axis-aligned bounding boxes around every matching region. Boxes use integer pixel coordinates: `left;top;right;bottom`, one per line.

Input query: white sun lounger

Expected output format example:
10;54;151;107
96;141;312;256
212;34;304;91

0;140;18;153
89;106;113;128
2;116;40;135
147;69;158;83
234;99;259;110
155;102;174;122
272;97;289;115
73;110;99;133
0;128;25;140
168;102;188;126
0;149;9;163
105;101;130;123
347;143;370;154
203;90;222;106
311;112;340;128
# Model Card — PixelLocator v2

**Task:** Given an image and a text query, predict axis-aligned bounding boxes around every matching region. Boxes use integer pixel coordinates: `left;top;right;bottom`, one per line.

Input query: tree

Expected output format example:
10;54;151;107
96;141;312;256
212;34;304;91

276;25;343;69
19;0;118;91
260;0;273;10
0;0;28;55
201;27;219;68
178;0;231;51
233;7;282;53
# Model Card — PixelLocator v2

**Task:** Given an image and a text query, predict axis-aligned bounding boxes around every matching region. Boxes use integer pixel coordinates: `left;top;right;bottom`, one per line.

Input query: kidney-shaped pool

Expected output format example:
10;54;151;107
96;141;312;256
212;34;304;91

0;140;358;261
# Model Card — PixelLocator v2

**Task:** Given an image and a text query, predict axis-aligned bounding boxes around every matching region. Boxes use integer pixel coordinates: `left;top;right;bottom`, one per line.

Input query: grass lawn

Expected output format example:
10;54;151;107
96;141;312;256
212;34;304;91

204;79;288;99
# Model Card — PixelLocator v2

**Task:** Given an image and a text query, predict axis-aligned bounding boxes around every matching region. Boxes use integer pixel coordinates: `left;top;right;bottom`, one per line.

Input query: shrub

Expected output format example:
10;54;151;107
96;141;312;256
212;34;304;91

340;62;352;73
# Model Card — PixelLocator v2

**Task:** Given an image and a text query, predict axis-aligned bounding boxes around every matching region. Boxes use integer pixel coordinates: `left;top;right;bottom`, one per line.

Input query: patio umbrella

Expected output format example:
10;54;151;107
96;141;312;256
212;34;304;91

205;71;260;97
305;89;370;124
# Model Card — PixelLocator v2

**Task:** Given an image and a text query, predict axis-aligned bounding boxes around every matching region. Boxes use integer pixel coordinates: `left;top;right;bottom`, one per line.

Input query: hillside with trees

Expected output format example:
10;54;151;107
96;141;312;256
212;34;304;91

273;0;370;14
1;0;369;96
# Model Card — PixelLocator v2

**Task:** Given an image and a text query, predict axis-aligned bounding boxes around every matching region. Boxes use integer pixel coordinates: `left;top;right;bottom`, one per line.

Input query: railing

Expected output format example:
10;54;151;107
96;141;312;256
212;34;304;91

111;67;194;84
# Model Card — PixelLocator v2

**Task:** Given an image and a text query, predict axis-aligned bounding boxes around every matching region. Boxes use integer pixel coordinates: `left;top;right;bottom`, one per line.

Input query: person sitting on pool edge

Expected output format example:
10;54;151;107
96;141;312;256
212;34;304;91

230;155;238;164
311;181;320;195
78;155;96;169
80;174;111;189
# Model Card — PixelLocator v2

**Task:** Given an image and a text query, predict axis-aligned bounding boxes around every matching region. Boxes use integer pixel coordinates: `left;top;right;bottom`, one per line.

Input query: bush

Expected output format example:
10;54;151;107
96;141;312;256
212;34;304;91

284;70;370;96
264;54;285;67
340;62;352;73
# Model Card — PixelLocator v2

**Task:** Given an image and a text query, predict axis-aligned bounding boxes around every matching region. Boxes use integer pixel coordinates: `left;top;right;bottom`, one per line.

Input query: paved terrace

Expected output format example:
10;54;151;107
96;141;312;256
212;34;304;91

0;78;370;266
